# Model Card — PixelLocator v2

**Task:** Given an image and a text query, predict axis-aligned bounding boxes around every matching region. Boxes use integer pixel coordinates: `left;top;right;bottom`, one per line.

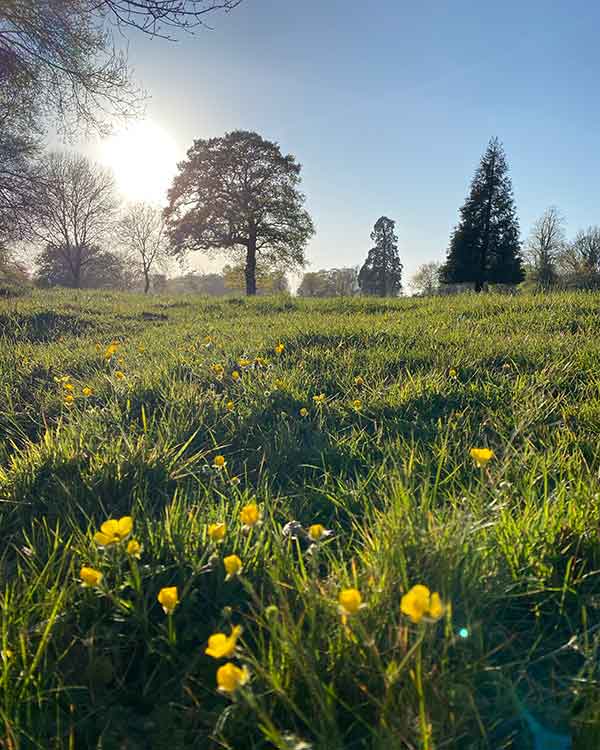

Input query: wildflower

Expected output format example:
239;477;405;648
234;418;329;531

126;539;142;558
354;376;365;387
64;394;75;406
216;662;250;693
94;516;133;546
338;588;363;616
352;399;362;410
224;554;242;578
308;523;330;542
104;342;118;359
213;455;227;470
115;370;125;380
401;584;445;624
449;368;458;378
225;400;235;411
211;363;225;378
138;345;146;353
208;522;227;542
274;342;285;355
158;586;179;615
80;566;103;588
240;503;260;528
63;382;74;392
238;358;252;368
205;625;242;659
299;407;309;417
231;370;241;381
0;648;13;661
313;393;326;405
82;386;93;398
273;378;285;389
470;447;494;467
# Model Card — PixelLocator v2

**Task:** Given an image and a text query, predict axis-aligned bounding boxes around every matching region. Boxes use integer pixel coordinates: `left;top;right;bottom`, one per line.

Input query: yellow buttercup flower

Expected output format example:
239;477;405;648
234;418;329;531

299;407;309;417
231;370;240;381
470;448;494;467
80;566;103;587
104;342;118;359
354;376;365;387
240;503;260;528
401;584;445;624
224;554;242;578
449;368;458;378
93;516;133;546
211;363;224;378
308;523;326;541
238;358;252;368
115;370;125;380
213;455;227;469
216;662;249;693
313;393;326;405
63;382;74;392
205;625;242;659
352;399;362;410
82;386;93;397
64;394;75;405
273;379;285;389
208;522;227;542
158;586;179;615
225;400;235;411
126;539;141;558
274;342;285;355
338;588;363;616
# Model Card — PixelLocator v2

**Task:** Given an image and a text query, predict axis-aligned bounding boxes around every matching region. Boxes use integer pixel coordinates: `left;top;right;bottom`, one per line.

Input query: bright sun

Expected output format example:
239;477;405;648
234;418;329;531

100;120;179;205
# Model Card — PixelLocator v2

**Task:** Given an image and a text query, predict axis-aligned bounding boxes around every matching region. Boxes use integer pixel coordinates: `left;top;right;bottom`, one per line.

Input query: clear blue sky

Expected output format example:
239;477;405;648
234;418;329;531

88;0;600;284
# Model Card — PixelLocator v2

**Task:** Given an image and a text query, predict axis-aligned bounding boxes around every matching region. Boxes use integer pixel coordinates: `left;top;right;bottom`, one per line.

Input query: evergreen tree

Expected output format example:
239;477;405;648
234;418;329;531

441;138;524;291
358;216;403;296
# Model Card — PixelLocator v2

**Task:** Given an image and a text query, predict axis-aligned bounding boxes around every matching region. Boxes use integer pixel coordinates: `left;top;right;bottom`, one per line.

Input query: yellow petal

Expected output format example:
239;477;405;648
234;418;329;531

100;519;119;536
93;531;113;546
427;592;445;620
401;584;431;623
116;516;133;538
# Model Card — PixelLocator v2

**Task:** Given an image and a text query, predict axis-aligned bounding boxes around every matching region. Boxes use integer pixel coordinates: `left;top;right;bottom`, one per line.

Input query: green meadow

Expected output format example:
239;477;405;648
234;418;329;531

1;289;600;749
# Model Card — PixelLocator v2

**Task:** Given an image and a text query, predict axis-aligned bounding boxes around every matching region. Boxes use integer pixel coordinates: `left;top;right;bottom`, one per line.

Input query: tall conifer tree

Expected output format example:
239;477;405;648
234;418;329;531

442;138;524;290
358;216;403;296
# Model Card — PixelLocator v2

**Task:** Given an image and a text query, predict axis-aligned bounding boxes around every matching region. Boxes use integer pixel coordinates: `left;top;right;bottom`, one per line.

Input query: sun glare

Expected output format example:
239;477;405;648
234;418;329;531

100;120;179;204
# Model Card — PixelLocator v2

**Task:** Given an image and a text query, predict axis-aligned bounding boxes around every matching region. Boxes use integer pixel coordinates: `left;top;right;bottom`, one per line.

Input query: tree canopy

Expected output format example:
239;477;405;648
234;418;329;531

358;216;403;296
164;130;314;295
441;138;523;291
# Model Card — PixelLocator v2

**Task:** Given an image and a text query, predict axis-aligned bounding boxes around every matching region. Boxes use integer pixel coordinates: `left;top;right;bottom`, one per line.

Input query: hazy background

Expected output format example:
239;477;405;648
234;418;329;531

81;0;600;282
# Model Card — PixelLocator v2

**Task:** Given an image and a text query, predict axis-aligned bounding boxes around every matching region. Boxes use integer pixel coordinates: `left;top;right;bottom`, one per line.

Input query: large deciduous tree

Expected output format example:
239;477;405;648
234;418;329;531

358;216;403;296
32;152;120;288
164;130;315;295
525;207;565;290
119;203;169;293
558;227;600;288
409;261;442;296
441;138;523;291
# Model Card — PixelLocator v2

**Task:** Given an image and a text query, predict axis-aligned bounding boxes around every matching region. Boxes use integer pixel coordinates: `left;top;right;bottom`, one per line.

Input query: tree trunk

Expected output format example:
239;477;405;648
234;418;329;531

144;271;150;294
245;234;257;296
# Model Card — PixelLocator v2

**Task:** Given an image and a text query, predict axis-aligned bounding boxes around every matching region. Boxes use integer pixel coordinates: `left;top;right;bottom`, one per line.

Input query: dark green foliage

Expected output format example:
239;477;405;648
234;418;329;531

164;130;314;296
35;244;129;289
358;216;403;296
442;138;524;291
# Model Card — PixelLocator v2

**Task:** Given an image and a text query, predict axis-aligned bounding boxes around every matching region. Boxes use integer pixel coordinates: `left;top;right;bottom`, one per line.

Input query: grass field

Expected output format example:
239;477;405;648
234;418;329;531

1;289;600;749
